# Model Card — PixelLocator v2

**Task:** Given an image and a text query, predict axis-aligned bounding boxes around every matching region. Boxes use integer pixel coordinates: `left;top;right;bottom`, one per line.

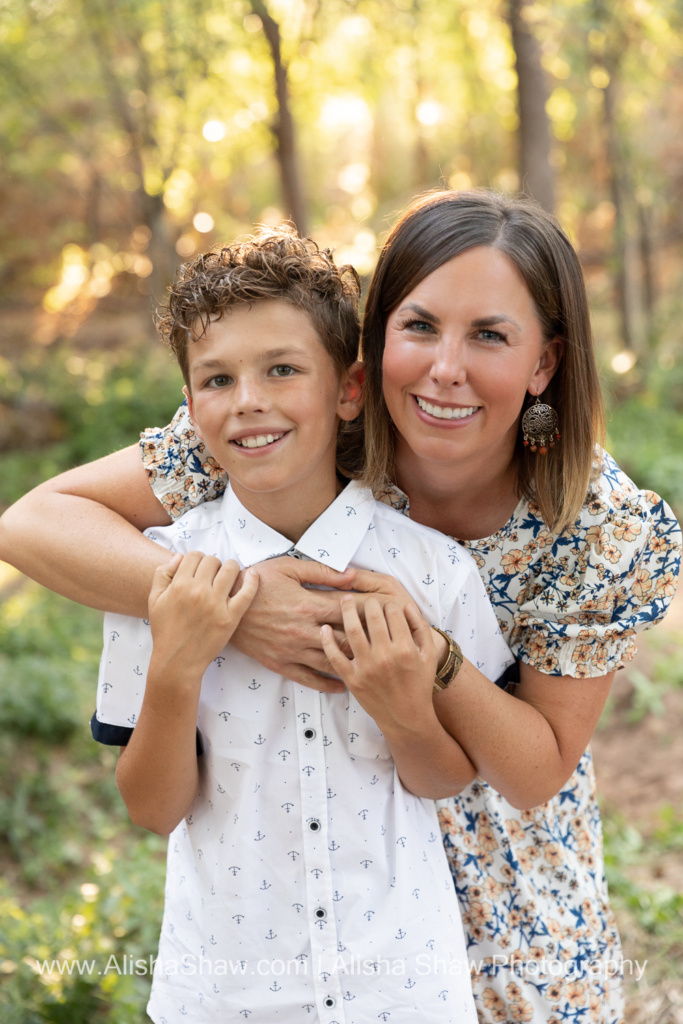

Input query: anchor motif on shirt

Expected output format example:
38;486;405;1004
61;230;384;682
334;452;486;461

232;916;244;925
239;1011;251;1018
214;656;225;668
395;928;406;939
412;888;420;899
319;971;331;982
248;679;261;690
328;840;339;852
348;732;359;743
231;763;241;772
179;1007;188;1016
438;991;449;1001
358;808;369;820
265;929;277;940
405;978;416;989
332;890;343;901
211;932;220;942
279;696;289;706
292;903;304;914
371;775;379;785
302;765;315;776
288;851;299;861
217;783;225;793
295;954;308;963
422;574;435;585
228;866;240;875
133;665;143;676
238;518;246;529
318;549;329;558
310;868;323;879
345;506;357;516
109;631;119;641
128;714;137;725
260;880;271;890
302;1004;315;1013
143;618;150;626
428;832;438;842
281;802;294;813
254;734;266;744
101;681;113;693
270;981;281;992
426;939;435;950
388;547;400;558
327;788;336;799
254;831;265;841
360;858;372;870
343;990;355;1001
298;712;311;723
396;836;407;847
378;1013;391;1022
364;910;375;921
380;825;386;836
219;712;230;721
278;750;291;761
323;735;332;746
447;545;461;564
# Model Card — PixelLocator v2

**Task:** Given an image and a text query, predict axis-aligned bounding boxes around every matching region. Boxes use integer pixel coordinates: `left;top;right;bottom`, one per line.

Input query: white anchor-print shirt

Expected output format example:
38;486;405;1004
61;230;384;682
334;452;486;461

94;479;513;1024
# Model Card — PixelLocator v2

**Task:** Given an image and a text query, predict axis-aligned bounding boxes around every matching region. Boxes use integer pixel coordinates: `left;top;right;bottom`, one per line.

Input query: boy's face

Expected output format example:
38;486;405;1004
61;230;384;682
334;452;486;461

184;300;362;514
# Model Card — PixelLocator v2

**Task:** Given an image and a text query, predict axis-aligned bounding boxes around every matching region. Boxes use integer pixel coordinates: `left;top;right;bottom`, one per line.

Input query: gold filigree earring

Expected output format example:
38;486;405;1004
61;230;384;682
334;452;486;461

522;395;560;455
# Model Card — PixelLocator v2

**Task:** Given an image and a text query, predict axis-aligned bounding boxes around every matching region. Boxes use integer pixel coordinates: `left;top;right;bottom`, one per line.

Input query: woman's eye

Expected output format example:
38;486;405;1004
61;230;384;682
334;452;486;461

403;318;435;334
270;364;296;377
478;329;506;344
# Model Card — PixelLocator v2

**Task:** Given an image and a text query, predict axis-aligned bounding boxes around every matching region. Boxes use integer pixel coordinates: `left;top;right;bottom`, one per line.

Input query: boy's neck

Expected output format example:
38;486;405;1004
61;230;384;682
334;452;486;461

229;468;343;544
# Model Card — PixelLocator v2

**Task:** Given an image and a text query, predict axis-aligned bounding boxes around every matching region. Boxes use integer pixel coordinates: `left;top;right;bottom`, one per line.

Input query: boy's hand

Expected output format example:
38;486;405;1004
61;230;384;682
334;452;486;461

320;596;438;735
148;552;259;679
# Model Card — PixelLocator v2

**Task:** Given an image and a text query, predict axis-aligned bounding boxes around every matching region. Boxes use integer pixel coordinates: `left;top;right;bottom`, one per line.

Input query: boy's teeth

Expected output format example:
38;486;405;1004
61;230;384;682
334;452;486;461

416;397;478;420
234;433;283;448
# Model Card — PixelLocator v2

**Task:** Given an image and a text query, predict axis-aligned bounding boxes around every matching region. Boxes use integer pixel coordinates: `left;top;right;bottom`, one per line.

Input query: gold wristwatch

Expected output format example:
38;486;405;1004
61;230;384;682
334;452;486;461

431;627;464;694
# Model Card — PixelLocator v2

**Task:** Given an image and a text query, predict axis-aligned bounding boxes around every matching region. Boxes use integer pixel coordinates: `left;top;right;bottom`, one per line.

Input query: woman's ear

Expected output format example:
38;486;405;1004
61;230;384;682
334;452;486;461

337;360;364;422
182;384;204;440
530;338;563;395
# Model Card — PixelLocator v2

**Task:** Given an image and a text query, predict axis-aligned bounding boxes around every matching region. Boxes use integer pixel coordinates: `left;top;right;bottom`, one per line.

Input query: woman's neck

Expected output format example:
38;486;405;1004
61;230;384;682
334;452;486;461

394;441;522;541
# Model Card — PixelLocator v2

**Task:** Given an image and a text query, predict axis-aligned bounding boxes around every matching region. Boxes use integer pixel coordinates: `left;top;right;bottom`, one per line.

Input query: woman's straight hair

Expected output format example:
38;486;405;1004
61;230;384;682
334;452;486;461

360;188;605;533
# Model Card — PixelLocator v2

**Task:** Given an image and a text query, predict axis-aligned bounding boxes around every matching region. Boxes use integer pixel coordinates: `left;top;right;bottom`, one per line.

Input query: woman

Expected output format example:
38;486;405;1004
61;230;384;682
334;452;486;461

1;189;680;1023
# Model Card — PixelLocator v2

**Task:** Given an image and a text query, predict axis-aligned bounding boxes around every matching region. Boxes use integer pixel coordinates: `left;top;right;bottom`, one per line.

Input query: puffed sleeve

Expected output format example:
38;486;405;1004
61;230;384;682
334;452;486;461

139;401;227;520
510;454;682;677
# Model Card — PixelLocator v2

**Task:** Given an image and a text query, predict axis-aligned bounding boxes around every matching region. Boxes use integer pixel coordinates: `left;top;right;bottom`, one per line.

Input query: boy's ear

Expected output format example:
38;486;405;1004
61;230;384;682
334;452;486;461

182;385;204;440
337;360;364;422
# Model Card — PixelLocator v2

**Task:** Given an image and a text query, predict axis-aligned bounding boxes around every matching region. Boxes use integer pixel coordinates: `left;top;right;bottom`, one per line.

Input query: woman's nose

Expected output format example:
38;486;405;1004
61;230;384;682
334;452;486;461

429;339;467;388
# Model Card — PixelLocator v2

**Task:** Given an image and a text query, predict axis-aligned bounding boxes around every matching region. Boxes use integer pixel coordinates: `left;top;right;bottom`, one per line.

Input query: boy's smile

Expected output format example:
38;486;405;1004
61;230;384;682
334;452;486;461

184;300;362;541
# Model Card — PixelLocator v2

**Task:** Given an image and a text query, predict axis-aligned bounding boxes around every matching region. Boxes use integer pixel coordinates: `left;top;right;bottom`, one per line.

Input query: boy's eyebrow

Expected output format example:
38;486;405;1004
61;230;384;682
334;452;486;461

190;347;311;374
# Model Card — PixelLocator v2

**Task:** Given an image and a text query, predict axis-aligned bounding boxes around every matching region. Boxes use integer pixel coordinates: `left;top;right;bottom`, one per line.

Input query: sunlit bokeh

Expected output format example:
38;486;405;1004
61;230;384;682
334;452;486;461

611;350;638;374
193;212;215;233
203;120;226;142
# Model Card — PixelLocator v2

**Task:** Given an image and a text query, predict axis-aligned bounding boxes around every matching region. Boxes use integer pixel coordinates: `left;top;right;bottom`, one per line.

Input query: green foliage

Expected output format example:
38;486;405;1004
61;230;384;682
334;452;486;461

0;586;165;1023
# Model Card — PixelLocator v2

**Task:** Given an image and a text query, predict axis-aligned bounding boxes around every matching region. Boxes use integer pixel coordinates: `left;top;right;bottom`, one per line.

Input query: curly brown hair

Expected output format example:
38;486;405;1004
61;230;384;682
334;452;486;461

155;225;365;478
156;226;361;385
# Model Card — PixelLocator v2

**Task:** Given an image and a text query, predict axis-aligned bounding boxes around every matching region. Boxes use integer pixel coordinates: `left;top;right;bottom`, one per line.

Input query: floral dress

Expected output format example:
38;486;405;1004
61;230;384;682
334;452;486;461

140;403;682;1024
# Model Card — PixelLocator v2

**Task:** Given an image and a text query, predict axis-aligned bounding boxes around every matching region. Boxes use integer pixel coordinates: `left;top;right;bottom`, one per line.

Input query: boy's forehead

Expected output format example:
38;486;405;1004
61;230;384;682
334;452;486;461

187;300;327;365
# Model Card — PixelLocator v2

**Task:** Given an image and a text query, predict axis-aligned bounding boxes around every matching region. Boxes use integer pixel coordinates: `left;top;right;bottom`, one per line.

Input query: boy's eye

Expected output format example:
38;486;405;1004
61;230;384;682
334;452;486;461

270;364;296;377
206;375;232;388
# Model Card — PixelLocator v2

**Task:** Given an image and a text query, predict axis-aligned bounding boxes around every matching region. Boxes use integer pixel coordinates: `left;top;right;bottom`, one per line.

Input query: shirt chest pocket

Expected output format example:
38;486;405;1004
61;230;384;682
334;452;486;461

347;696;391;760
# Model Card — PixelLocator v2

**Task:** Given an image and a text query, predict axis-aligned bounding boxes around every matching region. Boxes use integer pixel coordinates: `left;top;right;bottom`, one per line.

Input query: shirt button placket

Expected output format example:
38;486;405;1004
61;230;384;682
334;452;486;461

294;687;344;1021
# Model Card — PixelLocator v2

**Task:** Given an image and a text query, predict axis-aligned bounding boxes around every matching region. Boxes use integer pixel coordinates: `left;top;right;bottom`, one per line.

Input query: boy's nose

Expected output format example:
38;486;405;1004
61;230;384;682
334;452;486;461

234;378;270;414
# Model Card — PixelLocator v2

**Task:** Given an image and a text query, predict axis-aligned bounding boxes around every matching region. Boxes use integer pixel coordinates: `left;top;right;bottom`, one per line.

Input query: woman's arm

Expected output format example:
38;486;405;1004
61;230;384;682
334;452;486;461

0;444;173;616
433;659;614;809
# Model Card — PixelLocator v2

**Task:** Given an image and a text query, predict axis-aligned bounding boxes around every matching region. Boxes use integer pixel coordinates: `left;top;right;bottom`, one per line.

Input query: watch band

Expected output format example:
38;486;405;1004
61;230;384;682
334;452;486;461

431;627;464;694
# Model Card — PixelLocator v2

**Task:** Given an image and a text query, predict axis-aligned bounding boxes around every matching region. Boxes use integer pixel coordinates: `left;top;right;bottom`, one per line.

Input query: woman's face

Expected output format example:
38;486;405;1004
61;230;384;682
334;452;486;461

382;245;561;474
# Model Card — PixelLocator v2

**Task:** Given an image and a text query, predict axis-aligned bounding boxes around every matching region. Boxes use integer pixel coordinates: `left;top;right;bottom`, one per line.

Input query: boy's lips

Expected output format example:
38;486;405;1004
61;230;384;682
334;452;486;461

229;430;290;450
413;395;480;421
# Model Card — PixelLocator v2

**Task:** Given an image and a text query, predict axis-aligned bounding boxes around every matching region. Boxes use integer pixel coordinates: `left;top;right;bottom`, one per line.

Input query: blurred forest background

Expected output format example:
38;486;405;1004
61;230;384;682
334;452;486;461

1;0;682;1021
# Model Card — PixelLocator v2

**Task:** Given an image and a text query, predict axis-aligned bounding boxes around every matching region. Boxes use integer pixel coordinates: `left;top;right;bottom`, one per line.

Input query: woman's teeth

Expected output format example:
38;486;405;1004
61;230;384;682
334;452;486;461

416;397;478;420
233;433;284;448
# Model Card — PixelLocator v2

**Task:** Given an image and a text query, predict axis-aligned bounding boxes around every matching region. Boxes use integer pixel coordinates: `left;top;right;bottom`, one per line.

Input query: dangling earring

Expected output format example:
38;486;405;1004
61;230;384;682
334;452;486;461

522;395;560;454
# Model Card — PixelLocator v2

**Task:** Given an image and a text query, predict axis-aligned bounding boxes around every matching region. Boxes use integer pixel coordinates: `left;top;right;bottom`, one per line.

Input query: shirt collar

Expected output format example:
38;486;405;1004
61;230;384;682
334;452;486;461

223;479;376;571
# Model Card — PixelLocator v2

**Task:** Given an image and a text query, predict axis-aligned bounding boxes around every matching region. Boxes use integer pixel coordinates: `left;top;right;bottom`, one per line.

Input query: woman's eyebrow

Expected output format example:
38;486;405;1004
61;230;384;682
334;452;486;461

397;302;441;324
471;315;522;331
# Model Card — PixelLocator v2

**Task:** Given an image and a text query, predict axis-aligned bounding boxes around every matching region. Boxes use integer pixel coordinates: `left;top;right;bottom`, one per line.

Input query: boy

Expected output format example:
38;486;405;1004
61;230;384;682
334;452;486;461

93;229;512;1022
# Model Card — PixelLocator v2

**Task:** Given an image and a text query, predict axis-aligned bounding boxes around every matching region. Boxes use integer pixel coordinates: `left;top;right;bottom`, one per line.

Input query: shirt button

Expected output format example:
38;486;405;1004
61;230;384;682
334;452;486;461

308;819;321;832
303;727;316;740
323;996;335;1008
314;907;327;920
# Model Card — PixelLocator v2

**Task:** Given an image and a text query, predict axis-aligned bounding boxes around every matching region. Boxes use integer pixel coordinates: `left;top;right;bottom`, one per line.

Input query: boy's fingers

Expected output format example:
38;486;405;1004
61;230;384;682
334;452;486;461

320;623;351;677
229;568;259;616
364;596;394;644
148;553;183;603
405;603;434;650
211;558;242;600
339;596;370;653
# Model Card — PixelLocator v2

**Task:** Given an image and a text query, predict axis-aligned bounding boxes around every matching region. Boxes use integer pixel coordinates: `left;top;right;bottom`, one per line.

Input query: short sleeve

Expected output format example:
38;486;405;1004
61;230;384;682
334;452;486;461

510;456;682;677
140;401;227;520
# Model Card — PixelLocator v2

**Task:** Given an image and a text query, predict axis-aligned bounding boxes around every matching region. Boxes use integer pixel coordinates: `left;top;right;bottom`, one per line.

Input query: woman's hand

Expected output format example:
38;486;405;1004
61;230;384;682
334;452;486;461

148;552;259;679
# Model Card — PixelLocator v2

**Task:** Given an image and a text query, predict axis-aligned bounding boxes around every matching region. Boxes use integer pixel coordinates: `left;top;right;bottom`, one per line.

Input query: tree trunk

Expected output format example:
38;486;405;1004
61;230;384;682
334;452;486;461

602;73;634;350
251;0;308;236
508;0;555;213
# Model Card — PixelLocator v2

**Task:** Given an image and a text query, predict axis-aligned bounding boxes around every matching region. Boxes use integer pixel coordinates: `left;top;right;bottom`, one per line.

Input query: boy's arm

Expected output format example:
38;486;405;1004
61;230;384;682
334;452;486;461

321;597;477;799
115;554;258;835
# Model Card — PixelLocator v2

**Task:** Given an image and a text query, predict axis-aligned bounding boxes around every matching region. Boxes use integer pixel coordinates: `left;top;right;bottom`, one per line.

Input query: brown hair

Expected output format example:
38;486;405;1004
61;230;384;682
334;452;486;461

360;189;605;532
155;226;364;478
